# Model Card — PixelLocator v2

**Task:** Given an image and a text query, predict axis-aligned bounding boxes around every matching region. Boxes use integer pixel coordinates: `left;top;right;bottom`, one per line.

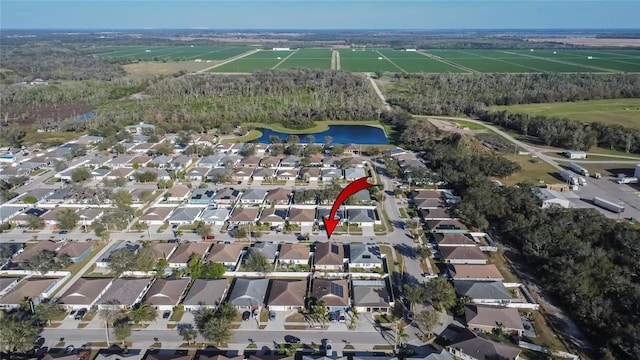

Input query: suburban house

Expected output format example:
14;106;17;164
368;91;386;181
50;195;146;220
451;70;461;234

448;264;504;282
77;208;104;228
267;279;307;311
316;207;344;224
280;155;300;168
433;233;477;247
349;244;383;269
453;281;513;305
57;277;114;310
447;328;522;360
420;207;456;221
346;208;376;227
228;207;259;224
240;189;268;204
107;155;135;169
187;167;211;180
96;241;140;268
125;121;155;134
206;243;244;269
228;278;269;310
150;243;177;260
465;304;525;336
314;242;345;271
170;155;193;169
189;188;216;204
140;207;174;225
321;157;341;168
287;207;316;228
352;279;393;313
278;244;310;265
166;184;191;202
344;167;366;180
346;156;366;168
167;207;203;226
0;277;63;310
208;168;232;183
344;144;360;155
320;168;342;182
351;190;372;205
142;278;190;311
168;242;211;269
199;207;231;226
259;156;281;168
212;187;240;205
259;208;287;227
232;167;254;182
105;167;135;180
95;277;152;310
94;349;143;360
299;167;321;182
56;242;92;263
248;242;279;263
311;278;350;312
265;187;292;205
182;279;228;312
150;155;172;168
130;155;152;167
238;155;261;167
276;168;299;181
440;246;487;265
414;197;446;209
251;167;276;182
426;219;468;233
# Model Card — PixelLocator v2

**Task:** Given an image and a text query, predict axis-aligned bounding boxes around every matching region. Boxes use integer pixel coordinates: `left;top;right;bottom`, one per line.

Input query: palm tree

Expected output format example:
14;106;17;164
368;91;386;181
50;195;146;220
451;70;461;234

348;307;360;330
396;326;409;348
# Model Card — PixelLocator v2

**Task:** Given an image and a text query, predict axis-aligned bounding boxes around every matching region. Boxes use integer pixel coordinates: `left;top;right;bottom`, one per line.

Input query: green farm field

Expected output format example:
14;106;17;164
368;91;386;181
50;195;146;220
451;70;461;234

94;46;640;73
492;99;640;128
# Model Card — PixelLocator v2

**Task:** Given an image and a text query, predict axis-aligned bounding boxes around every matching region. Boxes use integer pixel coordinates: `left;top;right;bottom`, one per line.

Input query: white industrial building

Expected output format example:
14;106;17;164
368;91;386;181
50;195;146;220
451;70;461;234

537;188;571;208
564;150;587;159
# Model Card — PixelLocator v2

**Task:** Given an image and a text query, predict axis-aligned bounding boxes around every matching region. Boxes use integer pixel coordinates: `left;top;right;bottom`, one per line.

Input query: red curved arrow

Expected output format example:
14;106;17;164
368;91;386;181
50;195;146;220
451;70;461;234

322;176;376;239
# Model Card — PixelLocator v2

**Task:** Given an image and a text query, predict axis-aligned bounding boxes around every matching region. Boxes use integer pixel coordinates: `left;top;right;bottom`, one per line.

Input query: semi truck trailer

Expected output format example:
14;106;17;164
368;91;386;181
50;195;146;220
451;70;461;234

593;197;625;213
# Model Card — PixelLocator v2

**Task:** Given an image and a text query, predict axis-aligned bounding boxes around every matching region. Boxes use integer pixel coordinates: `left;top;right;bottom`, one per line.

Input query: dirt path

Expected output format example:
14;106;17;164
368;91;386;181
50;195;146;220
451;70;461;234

367;75;390;111
335;50;341;70
418;50;477;73
272;49;299;69
428;118;476;136
331;50;337;70
197;49;260;73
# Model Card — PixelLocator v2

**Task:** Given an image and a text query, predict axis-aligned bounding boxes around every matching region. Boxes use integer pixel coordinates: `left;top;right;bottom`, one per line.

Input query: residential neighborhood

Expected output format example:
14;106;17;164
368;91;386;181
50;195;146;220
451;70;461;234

0;131;561;360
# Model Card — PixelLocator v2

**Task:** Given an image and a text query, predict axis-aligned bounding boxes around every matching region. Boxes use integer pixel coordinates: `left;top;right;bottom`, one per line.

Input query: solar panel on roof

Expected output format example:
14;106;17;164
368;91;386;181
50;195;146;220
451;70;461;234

330;283;343;297
331;244;339;254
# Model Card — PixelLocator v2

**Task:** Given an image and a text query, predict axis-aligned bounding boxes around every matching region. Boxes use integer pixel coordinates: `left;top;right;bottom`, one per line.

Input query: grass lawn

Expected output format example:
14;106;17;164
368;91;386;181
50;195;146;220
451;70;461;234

24;130;86;148
123;61;213;77
499;153;559;186
491;99;640;128
169;305;184;322
222;129;262;143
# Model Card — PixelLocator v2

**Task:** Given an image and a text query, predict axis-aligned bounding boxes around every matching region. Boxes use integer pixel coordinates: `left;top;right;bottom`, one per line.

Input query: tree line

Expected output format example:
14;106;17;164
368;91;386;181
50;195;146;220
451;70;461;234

419;133;639;360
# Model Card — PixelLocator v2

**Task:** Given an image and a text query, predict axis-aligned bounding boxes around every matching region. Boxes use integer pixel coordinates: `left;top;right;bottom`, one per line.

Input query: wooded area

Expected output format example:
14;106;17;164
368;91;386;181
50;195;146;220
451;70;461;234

419;133;640;360
385;73;640;153
94;69;383;132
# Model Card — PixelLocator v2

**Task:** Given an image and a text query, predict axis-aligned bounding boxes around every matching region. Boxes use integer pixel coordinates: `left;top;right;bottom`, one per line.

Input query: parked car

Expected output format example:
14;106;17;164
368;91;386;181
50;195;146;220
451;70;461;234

74;308;87;320
252;309;260;318
242;311;251;321
58;230;68;235
67;309;76;319
406;311;414;322
338;311;346;323
162;311;171;319
284;335;300;344
202;235;215;241
329;311;337;322
269;311;276;321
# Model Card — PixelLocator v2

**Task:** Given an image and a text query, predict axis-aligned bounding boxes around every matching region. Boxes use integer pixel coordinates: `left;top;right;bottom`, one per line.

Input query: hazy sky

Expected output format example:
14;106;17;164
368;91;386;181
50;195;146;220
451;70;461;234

1;0;639;30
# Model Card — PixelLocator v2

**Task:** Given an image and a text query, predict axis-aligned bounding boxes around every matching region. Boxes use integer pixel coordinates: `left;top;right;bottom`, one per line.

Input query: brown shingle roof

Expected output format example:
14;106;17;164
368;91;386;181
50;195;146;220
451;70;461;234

0;278;59;305
449;264;503;280
268;280;306;307
465;304;524;332
58;277;113;306
168;242;211;264
312;278;349;307
57;242;91;258
411;190;443;199
168;184;191;198
426;219;468;231
228;207;259;222
278;244;310;261
288;208;316;223
206;244;244;263
140;207;174;221
314;242;344;266
433;233;477;247
11;241;62;263
143;278;190;306
265;187;292;202
150;243;177;259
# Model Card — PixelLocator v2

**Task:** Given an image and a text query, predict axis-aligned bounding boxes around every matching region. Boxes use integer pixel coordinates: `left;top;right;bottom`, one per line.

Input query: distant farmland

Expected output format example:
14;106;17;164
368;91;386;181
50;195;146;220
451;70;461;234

95;46;640;74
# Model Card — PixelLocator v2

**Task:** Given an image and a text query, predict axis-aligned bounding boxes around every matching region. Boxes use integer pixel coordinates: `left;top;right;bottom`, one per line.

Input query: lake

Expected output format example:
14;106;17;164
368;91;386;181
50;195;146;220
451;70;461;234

257;125;389;145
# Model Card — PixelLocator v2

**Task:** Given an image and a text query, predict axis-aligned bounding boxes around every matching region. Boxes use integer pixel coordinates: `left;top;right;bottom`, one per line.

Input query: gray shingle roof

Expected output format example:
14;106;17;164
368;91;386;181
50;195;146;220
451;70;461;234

167;207;203;222
453;281;512;300
352;280;391;307
182;279;228;307
228;278;269;307
349;244;382;265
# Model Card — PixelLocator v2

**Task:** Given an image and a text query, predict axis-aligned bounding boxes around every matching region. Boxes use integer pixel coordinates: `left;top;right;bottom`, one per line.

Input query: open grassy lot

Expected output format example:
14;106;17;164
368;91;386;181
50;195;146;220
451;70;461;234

338;49;401;72
498;153;559;185
491;99;640;128
275;48;332;69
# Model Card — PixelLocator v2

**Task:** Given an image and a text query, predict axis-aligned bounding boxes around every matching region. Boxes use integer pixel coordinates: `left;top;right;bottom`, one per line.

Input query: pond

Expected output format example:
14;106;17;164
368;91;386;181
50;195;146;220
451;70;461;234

257;125;389;145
